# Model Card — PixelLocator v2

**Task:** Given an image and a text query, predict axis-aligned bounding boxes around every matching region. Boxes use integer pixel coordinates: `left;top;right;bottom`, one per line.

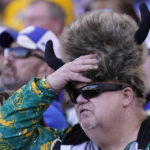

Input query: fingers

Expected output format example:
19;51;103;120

68;72;91;83
73;58;98;65
69;64;98;72
67;54;98;72
74;54;98;64
64;54;98;82
75;54;97;59
46;54;98;92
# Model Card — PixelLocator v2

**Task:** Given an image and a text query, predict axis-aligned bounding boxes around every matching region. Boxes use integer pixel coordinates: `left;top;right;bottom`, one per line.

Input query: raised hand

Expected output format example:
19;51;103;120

46;54;98;92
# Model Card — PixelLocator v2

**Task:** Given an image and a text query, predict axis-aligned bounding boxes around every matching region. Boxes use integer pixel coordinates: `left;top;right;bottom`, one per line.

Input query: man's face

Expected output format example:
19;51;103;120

74;82;124;131
0;43;47;90
24;2;57;34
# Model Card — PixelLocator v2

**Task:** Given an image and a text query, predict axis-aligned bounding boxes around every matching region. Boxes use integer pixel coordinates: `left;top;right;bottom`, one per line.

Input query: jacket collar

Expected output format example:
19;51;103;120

62;123;89;145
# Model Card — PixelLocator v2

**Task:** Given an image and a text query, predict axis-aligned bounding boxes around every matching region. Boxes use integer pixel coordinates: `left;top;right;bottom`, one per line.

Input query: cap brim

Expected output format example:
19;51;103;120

0;29;18;48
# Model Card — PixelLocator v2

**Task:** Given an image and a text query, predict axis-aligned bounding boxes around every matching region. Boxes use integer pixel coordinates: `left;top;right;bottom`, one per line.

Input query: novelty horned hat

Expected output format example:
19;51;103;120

60;3;150;106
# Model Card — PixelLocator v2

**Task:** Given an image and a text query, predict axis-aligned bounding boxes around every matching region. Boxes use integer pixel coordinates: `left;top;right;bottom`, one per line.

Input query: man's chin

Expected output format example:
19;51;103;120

1;77;19;90
80;119;97;131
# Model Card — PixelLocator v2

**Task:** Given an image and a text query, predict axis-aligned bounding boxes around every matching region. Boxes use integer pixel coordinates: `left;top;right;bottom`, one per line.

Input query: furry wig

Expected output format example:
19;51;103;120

60;11;148;106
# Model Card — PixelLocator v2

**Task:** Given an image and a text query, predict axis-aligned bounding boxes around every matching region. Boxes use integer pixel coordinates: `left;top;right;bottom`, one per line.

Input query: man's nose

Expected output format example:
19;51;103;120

76;94;89;105
4;51;15;65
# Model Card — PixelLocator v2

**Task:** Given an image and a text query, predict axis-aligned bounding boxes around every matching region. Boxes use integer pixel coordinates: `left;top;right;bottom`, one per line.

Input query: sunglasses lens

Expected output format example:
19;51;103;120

81;85;100;99
13;48;30;58
69;85;100;104
4;47;30;58
69;84;124;104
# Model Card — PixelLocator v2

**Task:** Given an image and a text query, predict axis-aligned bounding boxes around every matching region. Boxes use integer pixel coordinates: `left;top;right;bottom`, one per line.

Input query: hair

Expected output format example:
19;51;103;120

29;0;66;25
60;11;148;107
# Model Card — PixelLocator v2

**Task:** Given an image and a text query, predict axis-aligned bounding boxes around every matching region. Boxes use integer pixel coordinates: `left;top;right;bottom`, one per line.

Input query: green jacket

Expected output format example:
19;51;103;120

0;77;150;150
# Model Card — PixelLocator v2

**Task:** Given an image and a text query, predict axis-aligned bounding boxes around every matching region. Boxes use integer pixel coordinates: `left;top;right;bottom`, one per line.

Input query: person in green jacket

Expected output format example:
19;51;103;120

1;3;150;150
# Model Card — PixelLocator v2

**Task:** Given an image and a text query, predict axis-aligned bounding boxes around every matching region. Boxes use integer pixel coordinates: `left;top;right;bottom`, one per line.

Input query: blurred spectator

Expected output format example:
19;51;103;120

0;0;75;126
84;0;140;24
0;0;12;14
0;26;68;130
73;0;92;17
2;0;74;31
24;0;65;37
0;26;55;90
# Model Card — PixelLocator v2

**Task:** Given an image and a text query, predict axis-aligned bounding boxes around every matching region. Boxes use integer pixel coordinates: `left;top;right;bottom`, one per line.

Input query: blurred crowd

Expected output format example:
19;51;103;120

0;0;150;130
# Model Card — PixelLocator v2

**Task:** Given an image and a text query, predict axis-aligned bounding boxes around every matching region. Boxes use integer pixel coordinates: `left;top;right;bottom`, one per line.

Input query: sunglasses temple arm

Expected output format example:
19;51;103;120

32;53;45;61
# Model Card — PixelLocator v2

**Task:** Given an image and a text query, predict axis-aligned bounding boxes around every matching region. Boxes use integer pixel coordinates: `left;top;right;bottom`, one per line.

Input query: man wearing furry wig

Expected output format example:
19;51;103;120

0;3;150;150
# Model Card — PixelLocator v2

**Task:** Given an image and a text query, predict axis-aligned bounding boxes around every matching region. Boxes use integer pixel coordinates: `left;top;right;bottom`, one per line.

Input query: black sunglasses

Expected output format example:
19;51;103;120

4;47;45;61
69;83;126;104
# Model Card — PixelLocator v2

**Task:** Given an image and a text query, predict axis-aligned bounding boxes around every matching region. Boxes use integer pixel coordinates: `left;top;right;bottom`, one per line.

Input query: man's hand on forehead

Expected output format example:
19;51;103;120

46;54;99;92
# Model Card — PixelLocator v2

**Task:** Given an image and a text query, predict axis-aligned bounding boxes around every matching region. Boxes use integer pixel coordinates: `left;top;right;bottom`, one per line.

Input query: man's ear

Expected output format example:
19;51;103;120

122;87;134;107
37;63;54;77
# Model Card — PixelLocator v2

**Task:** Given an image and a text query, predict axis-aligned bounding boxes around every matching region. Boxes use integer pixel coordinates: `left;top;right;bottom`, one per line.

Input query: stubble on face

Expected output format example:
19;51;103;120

80;119;98;131
1;55;43;90
76;104;99;131
0;63;18;90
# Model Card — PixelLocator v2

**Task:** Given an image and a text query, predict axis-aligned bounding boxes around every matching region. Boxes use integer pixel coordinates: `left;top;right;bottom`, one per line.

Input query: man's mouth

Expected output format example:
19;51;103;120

79;107;90;115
